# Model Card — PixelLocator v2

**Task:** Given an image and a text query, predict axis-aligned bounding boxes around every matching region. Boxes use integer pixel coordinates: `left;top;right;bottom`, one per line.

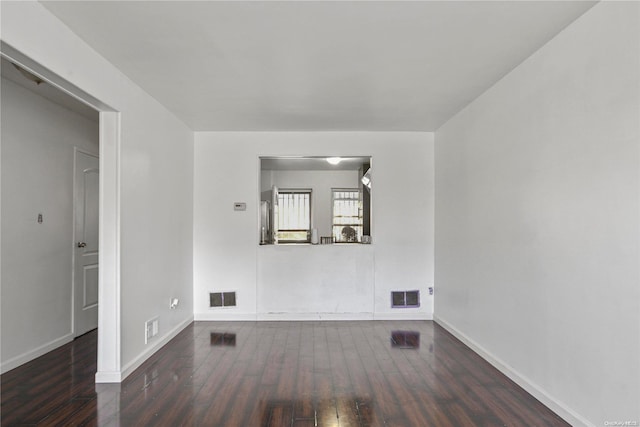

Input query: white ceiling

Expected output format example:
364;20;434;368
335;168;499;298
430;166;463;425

40;1;596;132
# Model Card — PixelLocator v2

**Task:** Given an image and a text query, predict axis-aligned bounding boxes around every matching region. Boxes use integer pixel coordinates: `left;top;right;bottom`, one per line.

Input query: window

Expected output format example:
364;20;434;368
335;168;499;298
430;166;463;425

277;189;311;243
332;189;362;243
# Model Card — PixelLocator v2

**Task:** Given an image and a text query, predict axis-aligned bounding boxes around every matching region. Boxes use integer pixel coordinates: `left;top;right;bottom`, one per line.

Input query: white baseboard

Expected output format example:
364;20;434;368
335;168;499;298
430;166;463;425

433;315;593;427
95;370;123;383
98;316;193;383
374;312;433;320
257;312;375;321
1;332;74;374
194;312;434;321
194;311;258;321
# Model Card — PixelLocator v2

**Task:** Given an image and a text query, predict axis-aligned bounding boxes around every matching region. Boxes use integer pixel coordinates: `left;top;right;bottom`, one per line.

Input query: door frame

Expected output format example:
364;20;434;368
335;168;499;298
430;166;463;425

1;42;122;382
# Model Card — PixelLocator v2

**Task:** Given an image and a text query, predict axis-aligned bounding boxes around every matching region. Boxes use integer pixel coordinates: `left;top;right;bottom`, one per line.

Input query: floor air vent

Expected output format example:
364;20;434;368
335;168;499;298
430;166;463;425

391;290;420;308
209;292;236;307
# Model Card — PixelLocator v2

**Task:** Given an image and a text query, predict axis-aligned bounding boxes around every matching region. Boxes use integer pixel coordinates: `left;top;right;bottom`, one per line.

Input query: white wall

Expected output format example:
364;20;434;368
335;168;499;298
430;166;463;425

194;132;434;320
434;2;639;426
258;244;375;319
1;2;194;381
262;169;360;238
1;77;99;372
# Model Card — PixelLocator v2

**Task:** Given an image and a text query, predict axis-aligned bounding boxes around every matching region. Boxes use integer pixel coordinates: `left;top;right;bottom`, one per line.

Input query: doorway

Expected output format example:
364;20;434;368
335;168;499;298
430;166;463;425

1;55;100;373
1;44;120;380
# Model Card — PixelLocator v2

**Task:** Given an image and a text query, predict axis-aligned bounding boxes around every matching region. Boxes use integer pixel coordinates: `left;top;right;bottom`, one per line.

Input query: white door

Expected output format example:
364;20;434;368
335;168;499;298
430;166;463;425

74;150;99;337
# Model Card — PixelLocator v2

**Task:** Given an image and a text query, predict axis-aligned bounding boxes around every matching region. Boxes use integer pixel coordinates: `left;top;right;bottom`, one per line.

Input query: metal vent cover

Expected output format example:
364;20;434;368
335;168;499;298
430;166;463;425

209;292;237;307
391;290;420;308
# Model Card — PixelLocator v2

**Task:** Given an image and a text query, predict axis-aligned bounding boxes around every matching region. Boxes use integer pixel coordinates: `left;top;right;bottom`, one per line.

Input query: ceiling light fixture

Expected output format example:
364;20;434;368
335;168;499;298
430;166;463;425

326;157;342;165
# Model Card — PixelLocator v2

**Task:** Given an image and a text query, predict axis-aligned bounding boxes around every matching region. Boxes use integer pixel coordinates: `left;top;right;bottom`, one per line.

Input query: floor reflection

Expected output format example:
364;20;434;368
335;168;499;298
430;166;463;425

263;397;371;427
390;330;420;349
210;332;236;346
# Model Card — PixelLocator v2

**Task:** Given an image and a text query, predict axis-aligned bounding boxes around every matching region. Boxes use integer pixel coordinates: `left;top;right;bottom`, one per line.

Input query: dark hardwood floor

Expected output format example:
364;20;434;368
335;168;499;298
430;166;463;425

1;321;569;426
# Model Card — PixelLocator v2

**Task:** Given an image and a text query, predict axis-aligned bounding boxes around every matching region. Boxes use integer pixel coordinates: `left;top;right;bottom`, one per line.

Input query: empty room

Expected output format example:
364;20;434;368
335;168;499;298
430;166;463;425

1;1;638;426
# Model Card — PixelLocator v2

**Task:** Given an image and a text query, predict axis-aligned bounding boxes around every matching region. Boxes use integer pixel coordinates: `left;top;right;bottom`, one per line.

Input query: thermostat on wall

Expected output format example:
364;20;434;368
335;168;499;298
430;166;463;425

234;202;247;211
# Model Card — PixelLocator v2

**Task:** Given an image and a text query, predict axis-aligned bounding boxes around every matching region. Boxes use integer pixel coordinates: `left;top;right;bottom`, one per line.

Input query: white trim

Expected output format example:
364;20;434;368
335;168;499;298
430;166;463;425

257;312;374;321
434;315;593;427
1;333;74;374
194;312;434;321
195;312;258;321
118;316;193;382
374;312;433;321
94;370;122;383
96;112;121;383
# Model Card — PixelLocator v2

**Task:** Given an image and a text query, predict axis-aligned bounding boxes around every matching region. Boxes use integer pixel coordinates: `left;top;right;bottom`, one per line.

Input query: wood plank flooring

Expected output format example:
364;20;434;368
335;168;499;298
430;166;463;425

1;321;569;426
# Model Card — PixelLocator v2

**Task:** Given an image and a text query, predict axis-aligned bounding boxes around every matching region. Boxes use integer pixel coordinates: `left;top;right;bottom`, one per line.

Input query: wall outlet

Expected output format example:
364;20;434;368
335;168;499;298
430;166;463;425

145;323;152;343
429;287;434;296
145;317;159;344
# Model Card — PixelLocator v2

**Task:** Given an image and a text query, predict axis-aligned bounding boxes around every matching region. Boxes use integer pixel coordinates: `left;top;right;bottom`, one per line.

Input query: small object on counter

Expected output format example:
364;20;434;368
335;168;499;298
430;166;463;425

341;226;357;243
311;228;319;244
320;236;333;244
